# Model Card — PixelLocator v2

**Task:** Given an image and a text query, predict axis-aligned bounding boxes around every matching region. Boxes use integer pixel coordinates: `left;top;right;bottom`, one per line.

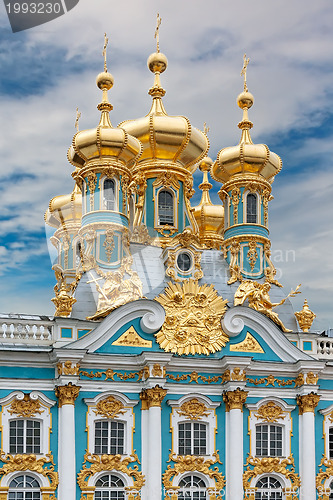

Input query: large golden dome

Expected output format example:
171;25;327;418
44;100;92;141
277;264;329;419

68;70;142;169
211;90;282;183
120;51;209;173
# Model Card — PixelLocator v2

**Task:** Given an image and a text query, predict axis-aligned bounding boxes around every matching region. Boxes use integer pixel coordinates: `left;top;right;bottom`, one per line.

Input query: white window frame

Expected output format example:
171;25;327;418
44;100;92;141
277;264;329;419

84;392;138;457
320;404;333;459
168;394;220;460
154;186;178;229
0;391;56;457
177;472;209;499
94;419;126;456
243;190;260;225
100;176;119;212
93;472;127;499
255;423;284;457
246;397;295;458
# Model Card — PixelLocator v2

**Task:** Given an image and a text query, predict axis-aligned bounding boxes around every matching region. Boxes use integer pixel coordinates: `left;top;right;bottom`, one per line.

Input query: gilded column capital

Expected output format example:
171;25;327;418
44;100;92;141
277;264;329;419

223;388;248;411
297;392;320;414
140;385;167;410
55;382;80;407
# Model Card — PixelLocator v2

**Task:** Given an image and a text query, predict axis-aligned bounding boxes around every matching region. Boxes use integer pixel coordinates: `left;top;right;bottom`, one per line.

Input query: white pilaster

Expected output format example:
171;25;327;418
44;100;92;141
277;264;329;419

224;389;247;500
298;393;320;500
56;383;80;500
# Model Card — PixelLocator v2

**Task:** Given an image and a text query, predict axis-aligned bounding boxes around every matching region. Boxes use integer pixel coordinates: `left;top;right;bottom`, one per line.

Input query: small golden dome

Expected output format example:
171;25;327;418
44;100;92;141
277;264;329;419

68;70;142;169
120;51;208;173
192;157;224;246
212;86;281;184
45;184;82;229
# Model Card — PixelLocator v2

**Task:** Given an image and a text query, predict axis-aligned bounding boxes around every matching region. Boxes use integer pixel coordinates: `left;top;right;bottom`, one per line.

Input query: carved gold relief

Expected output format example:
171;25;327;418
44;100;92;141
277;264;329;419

57;361;80;376
103;229;115;263
166;371;224;384
130;224;153;245
155;280;228;356
295;299;316;332
247;237;258;272
152;364;162;377
87;172;97;211
227;240;242;285
55;382;80;407
223;389;247;411
51;282;77;318
176;399;210;420
230;332;264;353
152;171;180;190
93;396;126;419
77;451;144;491
317;457;333;500
306;372;318;385
8;394;44;418
112;326;152;348
254;402;286;422
163;452;225;491
231;367;246;381
79;368;144;382
297;392;320;414
0;452;58;489
234;280;301;333
231;187;241;224
243;455;300;493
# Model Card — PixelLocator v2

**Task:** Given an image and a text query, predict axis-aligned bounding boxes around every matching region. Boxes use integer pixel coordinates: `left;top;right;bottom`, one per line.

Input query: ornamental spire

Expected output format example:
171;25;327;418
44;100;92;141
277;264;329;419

155;13;162;53
96;33;114;127
147;14;168;112
237;53;254;145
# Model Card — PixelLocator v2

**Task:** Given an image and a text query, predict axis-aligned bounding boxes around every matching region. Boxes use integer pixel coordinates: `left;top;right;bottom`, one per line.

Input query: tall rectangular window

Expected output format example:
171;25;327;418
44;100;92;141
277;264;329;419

9;420;41;454
329;428;333;459
178;422;207;455
94;421;125;455
256;424;283;457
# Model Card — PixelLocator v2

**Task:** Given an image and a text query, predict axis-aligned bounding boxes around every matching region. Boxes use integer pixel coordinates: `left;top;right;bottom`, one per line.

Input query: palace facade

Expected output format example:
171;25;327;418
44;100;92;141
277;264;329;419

0;29;332;500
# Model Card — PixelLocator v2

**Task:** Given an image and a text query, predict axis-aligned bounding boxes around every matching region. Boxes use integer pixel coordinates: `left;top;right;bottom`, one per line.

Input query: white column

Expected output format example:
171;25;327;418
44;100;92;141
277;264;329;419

56;382;80;500
223;389;247;500
140;391;149;500
297;393;320;500
141;386;167;500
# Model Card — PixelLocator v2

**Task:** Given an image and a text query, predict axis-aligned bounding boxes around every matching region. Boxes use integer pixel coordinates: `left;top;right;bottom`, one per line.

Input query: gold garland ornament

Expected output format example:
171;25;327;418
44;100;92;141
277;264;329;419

0;452;58;488
155;280;228;355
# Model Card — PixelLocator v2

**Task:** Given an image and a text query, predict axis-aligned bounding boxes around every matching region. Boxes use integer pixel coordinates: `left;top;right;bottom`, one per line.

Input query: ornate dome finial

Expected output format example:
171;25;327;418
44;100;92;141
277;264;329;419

96;33;114;125
295;299;316;332
148;14;168;100
237;54;254;144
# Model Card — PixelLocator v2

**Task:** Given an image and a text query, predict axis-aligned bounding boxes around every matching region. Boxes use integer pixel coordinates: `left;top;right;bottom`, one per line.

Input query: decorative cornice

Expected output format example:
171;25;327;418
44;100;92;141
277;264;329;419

297;392;320;414
223;389;248;411
55;382;80;407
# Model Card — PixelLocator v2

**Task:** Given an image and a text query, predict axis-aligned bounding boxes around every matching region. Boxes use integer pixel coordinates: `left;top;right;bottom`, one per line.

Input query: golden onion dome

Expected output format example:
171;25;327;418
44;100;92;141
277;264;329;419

45;184;82;229
192;157;224;241
120;51;209;173
211;87;282;184
68;68;142;169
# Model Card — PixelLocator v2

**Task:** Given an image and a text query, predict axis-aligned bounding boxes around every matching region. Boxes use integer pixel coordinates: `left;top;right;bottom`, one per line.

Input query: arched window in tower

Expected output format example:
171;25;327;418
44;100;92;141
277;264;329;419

94;474;125;500
8;475;41;500
103;179;116;211
246;193;257;223
255;476;283;500
178;475;207;499
158;189;174;225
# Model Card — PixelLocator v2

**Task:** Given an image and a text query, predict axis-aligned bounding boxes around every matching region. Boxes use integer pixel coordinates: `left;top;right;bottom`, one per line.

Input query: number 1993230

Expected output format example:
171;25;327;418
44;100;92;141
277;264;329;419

6;2;62;14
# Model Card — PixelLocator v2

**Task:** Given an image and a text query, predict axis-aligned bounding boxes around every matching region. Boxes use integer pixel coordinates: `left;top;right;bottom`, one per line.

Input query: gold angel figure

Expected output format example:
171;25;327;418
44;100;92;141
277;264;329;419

234;281;301;332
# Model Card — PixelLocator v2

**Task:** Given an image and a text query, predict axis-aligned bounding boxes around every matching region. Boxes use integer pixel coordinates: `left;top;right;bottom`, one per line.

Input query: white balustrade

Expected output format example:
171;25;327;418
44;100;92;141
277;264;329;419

0;318;53;344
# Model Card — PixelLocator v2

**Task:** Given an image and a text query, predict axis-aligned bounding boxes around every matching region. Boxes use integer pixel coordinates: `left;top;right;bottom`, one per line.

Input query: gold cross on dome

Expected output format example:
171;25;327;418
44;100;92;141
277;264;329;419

103;32;109;72
241;53;250;91
75;107;81;132
155;13;162;52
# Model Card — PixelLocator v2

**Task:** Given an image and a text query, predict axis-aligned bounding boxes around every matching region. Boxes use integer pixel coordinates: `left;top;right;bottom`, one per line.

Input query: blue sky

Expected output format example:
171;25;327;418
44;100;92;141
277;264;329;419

0;0;332;330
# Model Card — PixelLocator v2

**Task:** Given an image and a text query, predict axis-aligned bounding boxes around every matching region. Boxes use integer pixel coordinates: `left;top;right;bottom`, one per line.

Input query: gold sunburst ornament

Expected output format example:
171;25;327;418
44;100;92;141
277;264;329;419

155;280;228;355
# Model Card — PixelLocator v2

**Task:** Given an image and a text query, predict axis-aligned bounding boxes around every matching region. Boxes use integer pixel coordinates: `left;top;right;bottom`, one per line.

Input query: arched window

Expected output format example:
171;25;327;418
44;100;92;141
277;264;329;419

255;476;282;500
158;189;174;225
256;424;283;457
8;475;41;500
103;179;116;211
95;474;125;500
94;420;125;455
178;475;207;499
329;480;333;500
178;422;207;455
9;420;41;454
246;193;257;223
